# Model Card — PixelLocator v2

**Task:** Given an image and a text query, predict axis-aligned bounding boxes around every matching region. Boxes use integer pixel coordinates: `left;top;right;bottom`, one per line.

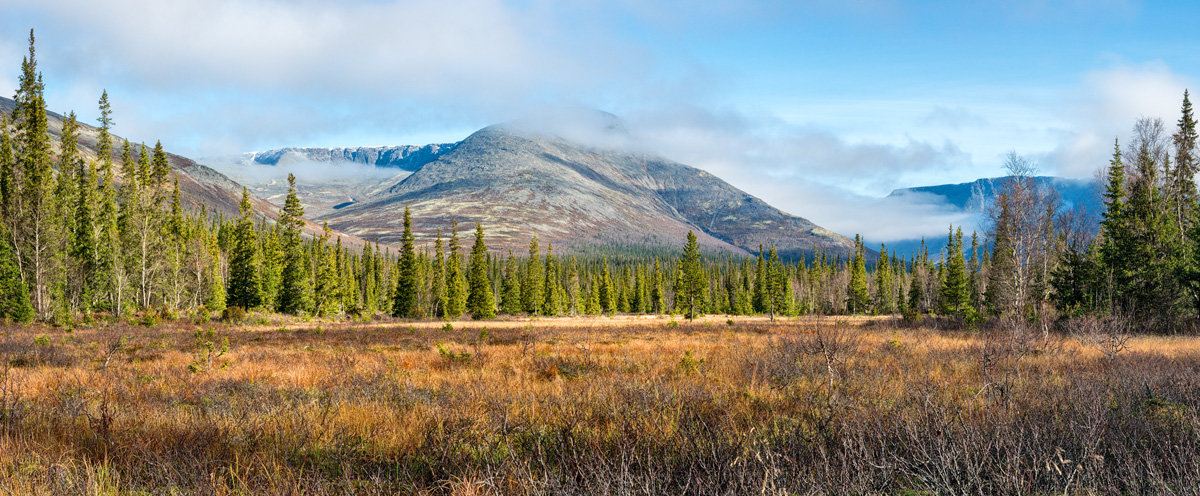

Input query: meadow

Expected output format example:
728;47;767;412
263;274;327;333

1;314;1199;495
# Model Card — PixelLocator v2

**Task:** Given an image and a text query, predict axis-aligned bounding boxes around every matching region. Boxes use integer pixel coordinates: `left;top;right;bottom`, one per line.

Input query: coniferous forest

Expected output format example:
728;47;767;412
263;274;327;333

1;32;1199;334
9;28;1200;495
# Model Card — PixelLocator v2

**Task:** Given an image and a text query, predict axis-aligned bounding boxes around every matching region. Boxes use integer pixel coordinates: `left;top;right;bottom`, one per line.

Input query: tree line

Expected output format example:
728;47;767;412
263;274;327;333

1;31;1197;332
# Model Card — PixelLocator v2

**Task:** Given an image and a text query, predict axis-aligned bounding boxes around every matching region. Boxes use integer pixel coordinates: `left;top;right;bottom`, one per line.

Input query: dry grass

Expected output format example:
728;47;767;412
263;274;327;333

1;316;1199;494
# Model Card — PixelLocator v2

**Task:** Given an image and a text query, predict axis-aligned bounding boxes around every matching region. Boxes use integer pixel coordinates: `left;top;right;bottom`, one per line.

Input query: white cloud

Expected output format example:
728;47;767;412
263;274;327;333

1048;61;1193;177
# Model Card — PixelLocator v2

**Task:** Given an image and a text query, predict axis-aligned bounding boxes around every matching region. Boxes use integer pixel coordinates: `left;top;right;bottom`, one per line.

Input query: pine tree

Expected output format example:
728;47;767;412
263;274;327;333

226;188;261;310
392;205;420;317
466;222;495;318
680;230;704;320
277;174;311;314
521;234;543;315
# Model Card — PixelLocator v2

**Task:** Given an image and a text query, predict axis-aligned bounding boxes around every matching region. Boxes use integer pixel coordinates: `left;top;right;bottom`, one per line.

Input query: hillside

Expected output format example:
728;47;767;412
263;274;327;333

0;96;367;247
313;122;856;257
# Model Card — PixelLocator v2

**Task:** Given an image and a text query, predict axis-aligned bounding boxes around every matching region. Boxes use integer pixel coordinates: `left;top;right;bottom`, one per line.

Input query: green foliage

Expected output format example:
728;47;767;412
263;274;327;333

846;235;869;314
466;223;495;319
937;227;969;318
188;327;229;373
392;206;420;318
225;188;261;309
679;231;704;320
677;349;705;375
277;174;311;315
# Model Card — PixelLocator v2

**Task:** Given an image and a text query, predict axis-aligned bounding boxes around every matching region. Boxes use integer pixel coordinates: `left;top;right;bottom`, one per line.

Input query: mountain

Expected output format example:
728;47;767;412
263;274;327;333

313;122;855;258
880;175;1103;258
206;144;454;218
0;97;365;246
246;143;456;170
888;176;1103;216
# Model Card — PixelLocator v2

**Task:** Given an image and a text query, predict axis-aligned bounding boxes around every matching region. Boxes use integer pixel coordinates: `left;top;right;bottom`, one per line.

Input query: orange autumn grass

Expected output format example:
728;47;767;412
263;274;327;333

0;315;1198;494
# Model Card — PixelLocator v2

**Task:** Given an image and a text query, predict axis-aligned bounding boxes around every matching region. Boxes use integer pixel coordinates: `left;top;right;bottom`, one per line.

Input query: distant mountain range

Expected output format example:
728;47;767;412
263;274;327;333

880;175;1103;258
889;176;1102;216
214;115;858;258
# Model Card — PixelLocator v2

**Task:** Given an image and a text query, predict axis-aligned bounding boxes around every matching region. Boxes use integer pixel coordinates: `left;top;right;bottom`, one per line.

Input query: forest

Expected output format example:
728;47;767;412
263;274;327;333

1;33;1199;335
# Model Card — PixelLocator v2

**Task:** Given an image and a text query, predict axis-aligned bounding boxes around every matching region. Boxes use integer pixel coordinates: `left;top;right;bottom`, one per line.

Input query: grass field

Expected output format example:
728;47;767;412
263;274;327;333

2;314;1199;494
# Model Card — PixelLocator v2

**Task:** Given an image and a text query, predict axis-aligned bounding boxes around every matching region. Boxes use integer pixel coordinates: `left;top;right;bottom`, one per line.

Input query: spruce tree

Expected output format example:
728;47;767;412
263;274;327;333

0;223;33;322
444;222;466;319
874;244;893;314
500;252;522;314
313;223;341;316
650;258;665;314
430;230;445;317
938;227;969;317
0;116;12;220
846;235;869;314
13;30;55;318
599;261;614;314
277;174;311;314
392;205;420;318
226;188;261;309
93;91;122;313
543;242;561;316
466;222;495;318
522;234;543;315
680;230;704;320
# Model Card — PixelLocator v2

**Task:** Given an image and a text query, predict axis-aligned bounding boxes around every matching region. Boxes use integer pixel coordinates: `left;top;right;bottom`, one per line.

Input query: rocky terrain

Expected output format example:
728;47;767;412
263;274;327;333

314;121;856;257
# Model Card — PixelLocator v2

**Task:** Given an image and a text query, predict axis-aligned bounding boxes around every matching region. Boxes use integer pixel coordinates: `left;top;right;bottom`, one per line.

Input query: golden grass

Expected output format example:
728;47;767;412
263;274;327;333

0;316;1198;494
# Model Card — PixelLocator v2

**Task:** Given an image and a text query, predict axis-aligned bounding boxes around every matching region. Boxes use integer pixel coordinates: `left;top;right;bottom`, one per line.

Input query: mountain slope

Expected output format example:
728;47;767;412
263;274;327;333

889;176;1102;215
0;97;366;246
320;124;855;257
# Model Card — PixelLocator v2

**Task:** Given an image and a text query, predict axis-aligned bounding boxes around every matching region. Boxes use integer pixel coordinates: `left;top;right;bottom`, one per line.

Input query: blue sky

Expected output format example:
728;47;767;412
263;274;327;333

1;0;1196;241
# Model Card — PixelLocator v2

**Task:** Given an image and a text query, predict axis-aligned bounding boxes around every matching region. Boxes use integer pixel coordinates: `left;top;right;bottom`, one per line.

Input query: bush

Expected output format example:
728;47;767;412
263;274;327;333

222;306;247;323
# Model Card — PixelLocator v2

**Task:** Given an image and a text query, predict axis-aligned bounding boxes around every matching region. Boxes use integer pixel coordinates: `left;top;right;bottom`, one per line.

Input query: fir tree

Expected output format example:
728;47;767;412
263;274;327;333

466;222;495;318
226;188;261;309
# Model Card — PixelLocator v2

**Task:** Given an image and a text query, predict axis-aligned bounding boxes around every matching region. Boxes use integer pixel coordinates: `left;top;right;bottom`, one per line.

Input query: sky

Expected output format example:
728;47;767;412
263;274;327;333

1;0;1197;242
